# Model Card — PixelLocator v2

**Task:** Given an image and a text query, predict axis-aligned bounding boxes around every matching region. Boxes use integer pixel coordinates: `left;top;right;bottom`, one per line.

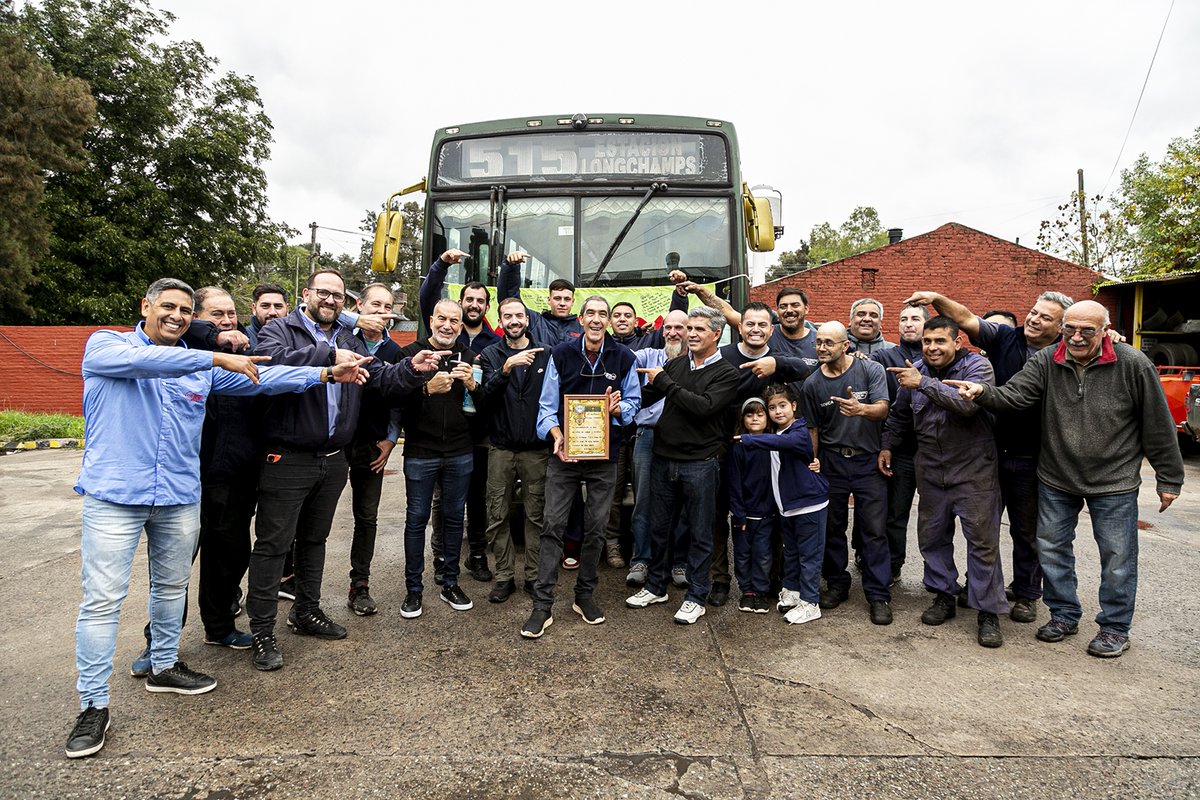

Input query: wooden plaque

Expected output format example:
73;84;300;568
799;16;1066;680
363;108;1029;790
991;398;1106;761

563;394;610;460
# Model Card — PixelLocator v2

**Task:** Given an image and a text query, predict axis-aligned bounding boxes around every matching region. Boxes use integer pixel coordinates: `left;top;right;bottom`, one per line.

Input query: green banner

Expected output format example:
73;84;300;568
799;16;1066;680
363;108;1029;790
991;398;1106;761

446;283;713;331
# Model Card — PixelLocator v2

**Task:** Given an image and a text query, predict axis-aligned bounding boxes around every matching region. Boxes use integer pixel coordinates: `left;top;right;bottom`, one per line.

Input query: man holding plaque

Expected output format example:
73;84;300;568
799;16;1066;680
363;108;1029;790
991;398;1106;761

521;297;642;639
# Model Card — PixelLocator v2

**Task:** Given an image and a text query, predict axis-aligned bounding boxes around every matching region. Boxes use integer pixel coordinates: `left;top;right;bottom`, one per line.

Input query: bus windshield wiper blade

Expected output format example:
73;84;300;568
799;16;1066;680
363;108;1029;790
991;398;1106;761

588;182;667;288
487;185;507;282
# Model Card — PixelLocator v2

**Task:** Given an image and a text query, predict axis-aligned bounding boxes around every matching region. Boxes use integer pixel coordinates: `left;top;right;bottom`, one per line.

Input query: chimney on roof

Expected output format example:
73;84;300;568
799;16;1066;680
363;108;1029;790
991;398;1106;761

887;228;903;245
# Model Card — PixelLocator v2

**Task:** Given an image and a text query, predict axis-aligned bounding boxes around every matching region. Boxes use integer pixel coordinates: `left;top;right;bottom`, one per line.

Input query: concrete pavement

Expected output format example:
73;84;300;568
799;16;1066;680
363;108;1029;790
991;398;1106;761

0;450;1197;799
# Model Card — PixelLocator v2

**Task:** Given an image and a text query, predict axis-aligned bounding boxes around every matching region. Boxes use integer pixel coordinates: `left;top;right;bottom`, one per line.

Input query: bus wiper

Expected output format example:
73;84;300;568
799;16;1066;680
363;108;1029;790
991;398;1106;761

487;185;507;283
588;182;667;288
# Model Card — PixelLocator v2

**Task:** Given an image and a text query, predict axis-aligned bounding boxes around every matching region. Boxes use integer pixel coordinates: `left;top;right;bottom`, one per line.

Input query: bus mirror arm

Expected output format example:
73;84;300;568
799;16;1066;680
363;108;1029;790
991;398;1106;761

587;182;668;288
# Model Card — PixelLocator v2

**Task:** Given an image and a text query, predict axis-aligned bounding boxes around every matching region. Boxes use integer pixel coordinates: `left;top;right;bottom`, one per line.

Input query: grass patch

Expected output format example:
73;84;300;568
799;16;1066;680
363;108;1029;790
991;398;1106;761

0;410;85;441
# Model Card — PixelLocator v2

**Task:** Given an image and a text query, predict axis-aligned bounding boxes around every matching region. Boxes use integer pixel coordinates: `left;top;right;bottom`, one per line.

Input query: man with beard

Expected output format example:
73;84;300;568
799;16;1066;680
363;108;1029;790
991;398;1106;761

848;298;895;355
679;283;818;372
247;284;289;349
880;317;1007;648
419;249;498;586
395;299;482;619
801;322;894;625
478;296;552;603
497;251;583;346
904;289;1075;624
520;297;641;639
869;303;929;582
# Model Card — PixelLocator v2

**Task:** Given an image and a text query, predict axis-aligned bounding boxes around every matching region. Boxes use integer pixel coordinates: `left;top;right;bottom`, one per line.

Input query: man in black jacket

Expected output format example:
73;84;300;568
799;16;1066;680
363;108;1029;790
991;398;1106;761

478;296;552;603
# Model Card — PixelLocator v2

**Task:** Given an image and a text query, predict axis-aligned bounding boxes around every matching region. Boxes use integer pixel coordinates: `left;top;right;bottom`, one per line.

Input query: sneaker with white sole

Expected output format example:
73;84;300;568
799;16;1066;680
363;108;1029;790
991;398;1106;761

625;562;648;586
777;588;801;613
65;705;109;759
572;597;606;625
784;600;822;625
130;644;151;678
670;566;689;587
673;600;706;625
626;588;669;608
440;584;474;611
145;661;217;695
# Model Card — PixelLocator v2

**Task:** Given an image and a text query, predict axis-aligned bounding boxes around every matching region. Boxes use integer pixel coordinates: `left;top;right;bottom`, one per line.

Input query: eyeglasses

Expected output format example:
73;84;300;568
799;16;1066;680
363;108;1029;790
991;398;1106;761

1062;324;1099;340
814;338;847;348
311;288;346;303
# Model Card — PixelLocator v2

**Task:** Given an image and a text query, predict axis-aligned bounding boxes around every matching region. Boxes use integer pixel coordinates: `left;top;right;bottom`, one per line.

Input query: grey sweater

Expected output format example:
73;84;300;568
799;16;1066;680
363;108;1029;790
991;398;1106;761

977;339;1183;497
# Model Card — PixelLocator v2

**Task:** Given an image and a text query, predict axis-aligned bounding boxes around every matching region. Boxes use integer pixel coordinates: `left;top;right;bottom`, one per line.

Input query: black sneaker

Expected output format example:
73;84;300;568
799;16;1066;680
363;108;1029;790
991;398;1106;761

433;557;446;586
1009;597;1038;623
400;591;423;619
347;583;377;616
737;593;757;613
921;592;957;626
145;661;217;695
287;608;348;640
819;584;849;610
252;631;283;671
278;576;296;601
572;596;606;625
488;580;516;604
708;582;730;607
65;705;109;758
521;609;553;639
467;554;493;582
752;595;771;614
869;600;893;625
1036;617;1079;643
440;584;473;611
977;612;1003;648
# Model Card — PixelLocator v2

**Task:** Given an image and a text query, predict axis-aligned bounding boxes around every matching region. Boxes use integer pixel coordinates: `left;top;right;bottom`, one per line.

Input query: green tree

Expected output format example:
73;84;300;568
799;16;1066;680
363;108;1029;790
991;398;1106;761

807;206;889;265
17;0;288;324
1112;127;1199;276
766;241;810;282
0;7;94;321
357;201;423;319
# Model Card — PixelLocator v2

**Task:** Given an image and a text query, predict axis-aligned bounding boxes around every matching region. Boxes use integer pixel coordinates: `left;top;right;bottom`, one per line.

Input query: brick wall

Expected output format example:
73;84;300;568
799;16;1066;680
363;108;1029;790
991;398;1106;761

750;223;1118;329
0;326;419;416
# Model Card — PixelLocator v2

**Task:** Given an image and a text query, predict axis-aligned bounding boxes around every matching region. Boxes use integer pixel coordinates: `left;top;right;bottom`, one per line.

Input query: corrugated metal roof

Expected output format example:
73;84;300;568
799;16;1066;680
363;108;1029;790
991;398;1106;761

1097;268;1200;287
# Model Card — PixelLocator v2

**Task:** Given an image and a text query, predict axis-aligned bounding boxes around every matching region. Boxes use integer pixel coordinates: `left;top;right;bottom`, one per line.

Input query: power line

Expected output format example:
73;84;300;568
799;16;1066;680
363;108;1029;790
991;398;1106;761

1100;0;1175;198
318;225;372;240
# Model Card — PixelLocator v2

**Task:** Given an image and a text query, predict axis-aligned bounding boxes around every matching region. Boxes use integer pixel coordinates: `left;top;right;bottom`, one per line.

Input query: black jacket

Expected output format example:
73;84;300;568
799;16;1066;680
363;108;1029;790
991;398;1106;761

397;337;481;458
479;337;552;451
183;319;263;483
354;332;405;445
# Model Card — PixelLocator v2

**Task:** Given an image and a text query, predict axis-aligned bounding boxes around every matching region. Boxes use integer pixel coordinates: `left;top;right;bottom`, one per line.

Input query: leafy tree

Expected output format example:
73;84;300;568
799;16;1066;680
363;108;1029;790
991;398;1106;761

807;206;889;265
17;0;288;324
0;7;94;321
1036;192;1126;273
1112;127;1199;276
766;241;810;282
356;201;423;319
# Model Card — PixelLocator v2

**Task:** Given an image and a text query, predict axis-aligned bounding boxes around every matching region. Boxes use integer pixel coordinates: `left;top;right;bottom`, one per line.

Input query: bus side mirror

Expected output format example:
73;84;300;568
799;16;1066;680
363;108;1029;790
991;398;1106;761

370;193;404;274
743;183;776;252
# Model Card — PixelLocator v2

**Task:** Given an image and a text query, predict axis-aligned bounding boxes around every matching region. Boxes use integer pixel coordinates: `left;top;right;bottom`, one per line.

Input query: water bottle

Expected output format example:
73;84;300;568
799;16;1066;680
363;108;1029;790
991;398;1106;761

462;363;482;415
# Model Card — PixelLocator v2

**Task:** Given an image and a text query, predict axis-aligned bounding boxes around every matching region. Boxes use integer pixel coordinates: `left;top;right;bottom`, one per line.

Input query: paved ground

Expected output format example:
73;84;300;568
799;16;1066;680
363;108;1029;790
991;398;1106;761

0;450;1197;799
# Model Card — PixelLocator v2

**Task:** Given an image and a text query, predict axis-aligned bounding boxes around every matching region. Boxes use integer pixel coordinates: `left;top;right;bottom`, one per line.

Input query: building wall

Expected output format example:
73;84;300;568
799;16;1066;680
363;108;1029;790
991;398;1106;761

750;223;1118;331
0;326;418;416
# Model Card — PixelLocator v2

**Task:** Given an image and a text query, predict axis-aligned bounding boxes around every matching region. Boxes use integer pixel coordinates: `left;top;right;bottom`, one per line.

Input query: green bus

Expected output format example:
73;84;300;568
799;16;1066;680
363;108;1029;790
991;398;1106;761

373;113;776;326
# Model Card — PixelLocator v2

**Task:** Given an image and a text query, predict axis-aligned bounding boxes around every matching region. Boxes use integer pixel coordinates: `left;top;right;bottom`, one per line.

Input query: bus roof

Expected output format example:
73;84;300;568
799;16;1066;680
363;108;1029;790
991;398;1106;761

431;114;738;143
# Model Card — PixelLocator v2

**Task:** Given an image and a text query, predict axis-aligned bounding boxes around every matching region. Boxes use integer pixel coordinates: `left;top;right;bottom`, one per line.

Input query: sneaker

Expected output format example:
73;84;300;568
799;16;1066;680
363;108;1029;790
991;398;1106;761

277;576;296;601
626;562;648;586
231;586;244;619
709;582;730;607
784;600;822;625
674;600;706;625
433;556;446;586
145;661;217;695
520;609;554;639
869;600;893;625
440;584;473;611
467;554;493;582
65;705;109;758
752;595;771;614
572;597;606;625
818;584;849;609
738;593;758;613
1035;617;1079;643
130;644;151;678
348;583;377;616
400;591;423;619
287;608;348;640
605;542;626;569
776;588;801;613
488;580;516;604
1087;630;1131;658
251;631;283;671
670;566;689;587
977;612;1003;648
1009;597;1038;624
561;555;580;570
204;629;254;649
921;592;957;626
626;588;669;608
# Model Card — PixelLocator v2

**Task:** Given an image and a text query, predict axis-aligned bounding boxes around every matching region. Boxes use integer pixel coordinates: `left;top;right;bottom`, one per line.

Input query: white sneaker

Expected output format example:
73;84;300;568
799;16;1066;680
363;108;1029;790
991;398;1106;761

673;600;706;625
777;589;801;612
626;589;669;608
784;600;822;625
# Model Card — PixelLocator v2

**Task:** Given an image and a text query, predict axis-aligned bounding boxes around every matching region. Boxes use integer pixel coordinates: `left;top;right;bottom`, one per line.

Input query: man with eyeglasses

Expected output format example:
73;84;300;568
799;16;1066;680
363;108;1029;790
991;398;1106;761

905;289;1076;625
945;300;1183;659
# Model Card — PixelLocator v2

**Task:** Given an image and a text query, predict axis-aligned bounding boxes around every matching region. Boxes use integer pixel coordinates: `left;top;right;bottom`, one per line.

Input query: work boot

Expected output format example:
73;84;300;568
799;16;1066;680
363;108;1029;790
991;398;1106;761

977;612;1003;648
921;592;957;626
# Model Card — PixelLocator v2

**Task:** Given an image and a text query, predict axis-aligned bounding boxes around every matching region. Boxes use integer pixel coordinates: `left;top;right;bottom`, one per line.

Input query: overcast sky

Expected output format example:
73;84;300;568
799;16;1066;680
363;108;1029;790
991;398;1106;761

160;0;1198;261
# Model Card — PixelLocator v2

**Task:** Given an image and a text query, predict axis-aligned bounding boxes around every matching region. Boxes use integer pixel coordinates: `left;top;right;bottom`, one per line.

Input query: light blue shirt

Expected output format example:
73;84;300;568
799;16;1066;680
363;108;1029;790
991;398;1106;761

298;305;342;440
75;324;324;506
633;347;670;427
536;339;642;441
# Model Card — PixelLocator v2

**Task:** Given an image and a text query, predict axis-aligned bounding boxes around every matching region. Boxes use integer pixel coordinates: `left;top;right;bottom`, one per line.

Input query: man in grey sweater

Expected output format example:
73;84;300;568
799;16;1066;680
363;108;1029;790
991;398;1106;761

946;300;1184;659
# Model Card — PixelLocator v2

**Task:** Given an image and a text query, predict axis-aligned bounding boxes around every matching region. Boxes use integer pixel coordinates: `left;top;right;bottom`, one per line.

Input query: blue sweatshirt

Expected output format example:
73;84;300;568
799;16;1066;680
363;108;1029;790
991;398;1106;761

726;442;775;526
738;421;830;516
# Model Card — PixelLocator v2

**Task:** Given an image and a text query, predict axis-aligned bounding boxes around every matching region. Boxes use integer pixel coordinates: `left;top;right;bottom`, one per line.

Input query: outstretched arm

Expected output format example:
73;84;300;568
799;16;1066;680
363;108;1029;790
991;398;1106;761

904;291;980;341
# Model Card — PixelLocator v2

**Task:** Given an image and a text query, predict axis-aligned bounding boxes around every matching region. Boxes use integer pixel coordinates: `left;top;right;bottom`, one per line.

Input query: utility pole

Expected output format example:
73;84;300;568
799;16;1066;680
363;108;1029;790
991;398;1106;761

308;222;319;273
1077;169;1089;269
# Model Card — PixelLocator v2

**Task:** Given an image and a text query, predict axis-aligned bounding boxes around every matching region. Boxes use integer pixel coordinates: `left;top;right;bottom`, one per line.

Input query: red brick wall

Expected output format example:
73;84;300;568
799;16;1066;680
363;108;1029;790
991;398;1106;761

750;223;1118;330
0;326;420;416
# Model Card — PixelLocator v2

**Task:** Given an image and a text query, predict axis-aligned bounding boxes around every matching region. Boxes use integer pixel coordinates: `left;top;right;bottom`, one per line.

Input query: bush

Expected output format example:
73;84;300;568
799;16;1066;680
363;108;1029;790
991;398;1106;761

0;411;85;441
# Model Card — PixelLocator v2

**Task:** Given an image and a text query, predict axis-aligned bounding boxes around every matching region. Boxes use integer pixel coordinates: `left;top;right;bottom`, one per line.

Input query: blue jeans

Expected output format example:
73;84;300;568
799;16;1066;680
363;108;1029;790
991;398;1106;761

782;508;827;604
631;428;688;569
403;453;473;592
733;517;775;595
76;497;200;709
645;456;720;603
1037;482;1140;635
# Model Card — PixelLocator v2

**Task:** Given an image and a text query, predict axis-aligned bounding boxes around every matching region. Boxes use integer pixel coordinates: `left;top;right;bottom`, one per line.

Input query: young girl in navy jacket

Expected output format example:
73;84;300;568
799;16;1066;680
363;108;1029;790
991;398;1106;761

736;384;830;625
727;397;775;613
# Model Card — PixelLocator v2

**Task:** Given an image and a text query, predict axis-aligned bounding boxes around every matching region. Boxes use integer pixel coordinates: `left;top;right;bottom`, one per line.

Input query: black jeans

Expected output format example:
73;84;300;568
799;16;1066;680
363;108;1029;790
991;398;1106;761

198;478;257;639
247;449;348;635
823;452;890;602
533;459;618;610
884;449;918;577
1000;455;1043;600
347;442;385;584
